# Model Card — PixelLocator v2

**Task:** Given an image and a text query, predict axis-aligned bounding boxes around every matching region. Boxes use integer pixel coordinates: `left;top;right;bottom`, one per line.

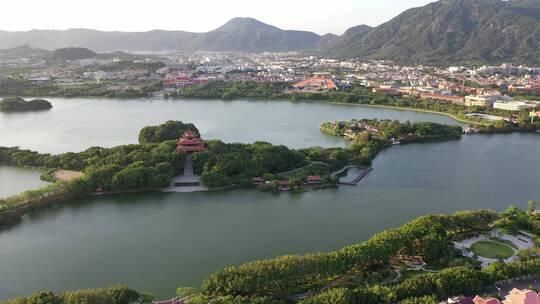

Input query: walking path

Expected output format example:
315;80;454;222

331;165;357;177
333;166;373;185
291;281;340;301
278;161;327;177
162;155;208;193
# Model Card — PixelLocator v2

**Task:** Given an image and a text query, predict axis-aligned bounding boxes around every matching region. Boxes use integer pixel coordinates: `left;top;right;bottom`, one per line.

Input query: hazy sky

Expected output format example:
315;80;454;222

2;0;435;35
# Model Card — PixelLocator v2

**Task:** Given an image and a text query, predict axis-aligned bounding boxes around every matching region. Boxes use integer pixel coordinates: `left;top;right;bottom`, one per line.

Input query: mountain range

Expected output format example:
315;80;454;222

0;0;538;65
327;0;540;65
0;18;325;53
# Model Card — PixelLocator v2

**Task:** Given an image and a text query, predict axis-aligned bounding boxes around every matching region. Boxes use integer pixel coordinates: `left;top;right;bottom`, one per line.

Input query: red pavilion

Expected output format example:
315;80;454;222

176;130;206;153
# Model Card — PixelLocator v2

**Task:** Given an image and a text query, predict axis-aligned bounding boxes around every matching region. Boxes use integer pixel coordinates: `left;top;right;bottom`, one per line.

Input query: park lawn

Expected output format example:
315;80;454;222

472;240;515;259
491;237;519;250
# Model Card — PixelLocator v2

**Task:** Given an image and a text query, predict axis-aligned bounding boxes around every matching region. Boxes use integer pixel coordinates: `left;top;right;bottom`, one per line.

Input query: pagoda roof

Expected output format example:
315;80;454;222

179;138;203;145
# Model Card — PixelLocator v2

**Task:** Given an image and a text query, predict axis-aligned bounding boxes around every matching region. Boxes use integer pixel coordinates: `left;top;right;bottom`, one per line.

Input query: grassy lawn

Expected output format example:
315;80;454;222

491;237;518;250
472;240;515;259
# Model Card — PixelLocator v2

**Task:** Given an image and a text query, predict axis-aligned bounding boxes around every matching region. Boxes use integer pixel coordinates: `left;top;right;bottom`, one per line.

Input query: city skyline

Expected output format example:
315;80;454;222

1;0;435;35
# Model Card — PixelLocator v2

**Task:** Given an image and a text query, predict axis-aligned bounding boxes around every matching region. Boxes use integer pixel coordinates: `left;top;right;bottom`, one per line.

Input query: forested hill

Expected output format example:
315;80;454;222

325;0;540;65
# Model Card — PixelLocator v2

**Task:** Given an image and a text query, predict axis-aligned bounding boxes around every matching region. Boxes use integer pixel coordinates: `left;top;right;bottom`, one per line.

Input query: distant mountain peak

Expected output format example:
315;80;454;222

341;24;372;37
215;17;280;32
50;47;97;61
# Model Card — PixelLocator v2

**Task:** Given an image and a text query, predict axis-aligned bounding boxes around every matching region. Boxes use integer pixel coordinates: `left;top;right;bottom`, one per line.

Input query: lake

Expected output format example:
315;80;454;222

0;98;459;153
0;166;48;198
0;98;538;300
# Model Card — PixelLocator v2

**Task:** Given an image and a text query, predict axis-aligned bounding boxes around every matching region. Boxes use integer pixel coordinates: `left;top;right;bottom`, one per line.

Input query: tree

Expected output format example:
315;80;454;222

400;295;437;304
24;292;61;304
138;292;155;303
111;163;152;190
300;288;354;304
107;285;139;304
138;121;198;144
176;287;198;298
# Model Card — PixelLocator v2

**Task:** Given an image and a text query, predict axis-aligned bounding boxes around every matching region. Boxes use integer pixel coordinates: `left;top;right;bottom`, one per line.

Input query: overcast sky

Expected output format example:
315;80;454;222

2;0;435;35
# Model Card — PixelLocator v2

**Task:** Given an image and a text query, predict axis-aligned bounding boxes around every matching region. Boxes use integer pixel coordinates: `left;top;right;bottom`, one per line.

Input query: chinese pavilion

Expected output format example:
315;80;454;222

176;130;206;153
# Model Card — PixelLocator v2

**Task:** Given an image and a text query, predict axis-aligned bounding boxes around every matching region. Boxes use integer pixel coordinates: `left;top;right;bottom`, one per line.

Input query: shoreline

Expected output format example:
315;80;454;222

5;94;504;126
326;101;480;125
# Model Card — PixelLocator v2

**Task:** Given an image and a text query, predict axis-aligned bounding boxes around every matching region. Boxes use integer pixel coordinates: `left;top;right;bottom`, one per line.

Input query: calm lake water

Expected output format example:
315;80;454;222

0;98;459;153
0;166;48;198
0;98;538;300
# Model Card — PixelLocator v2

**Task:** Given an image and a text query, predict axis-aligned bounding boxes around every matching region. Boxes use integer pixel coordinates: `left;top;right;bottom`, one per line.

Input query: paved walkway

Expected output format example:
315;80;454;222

331;165;358;177
163;155;208;193
278;161;327;177
501;232;534;250
453;230;534;268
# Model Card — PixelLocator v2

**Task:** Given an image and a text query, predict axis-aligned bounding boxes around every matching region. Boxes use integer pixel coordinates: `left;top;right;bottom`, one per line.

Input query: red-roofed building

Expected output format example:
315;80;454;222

163;76;193;88
372;87;401;95
306;175;322;185
474;296;502;304
442;296;475;304
153;297;187;304
176;130;206;153
503;288;540;304
252;177;264;185
291;75;339;93
420;92;465;105
163;76;209;90
278;180;291;191
509;85;540;95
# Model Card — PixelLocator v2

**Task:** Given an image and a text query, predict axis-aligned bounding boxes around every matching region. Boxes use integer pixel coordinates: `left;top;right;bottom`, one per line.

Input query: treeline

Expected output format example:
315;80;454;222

1;285;141;304
0;79;162;98
178;81;286;100
299;259;540;304
200;210;497;297
0;97;52;112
